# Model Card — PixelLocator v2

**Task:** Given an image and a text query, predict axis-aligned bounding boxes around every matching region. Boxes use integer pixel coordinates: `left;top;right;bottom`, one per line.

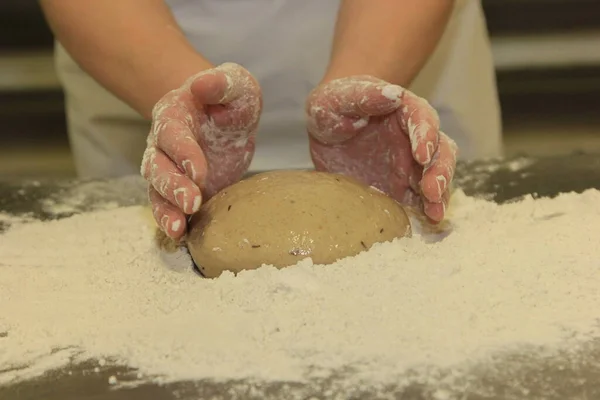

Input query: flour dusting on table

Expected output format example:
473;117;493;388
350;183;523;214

40;178;144;215
1;189;599;393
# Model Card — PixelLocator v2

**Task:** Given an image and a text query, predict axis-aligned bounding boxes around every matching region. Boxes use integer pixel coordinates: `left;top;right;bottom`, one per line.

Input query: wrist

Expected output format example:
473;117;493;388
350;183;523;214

322;0;455;88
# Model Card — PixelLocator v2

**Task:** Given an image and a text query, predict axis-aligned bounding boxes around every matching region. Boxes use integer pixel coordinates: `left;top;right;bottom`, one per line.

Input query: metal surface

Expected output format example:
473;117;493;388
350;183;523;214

1;153;600;399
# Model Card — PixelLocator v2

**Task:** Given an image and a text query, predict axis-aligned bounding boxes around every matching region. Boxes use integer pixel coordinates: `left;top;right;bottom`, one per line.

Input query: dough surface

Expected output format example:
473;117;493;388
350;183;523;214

187;170;411;278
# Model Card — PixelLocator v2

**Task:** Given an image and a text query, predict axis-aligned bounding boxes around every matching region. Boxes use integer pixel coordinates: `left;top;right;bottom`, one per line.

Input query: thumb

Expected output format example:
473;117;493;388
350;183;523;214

310;76;404;118
189;62;259;105
306;76;405;145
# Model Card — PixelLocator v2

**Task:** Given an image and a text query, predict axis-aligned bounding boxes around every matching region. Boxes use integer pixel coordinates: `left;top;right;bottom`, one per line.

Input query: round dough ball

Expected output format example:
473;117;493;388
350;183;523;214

187;170;411;278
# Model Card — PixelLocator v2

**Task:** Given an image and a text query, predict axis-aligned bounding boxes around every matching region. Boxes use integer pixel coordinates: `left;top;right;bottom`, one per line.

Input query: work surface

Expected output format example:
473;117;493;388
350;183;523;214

1;153;600;400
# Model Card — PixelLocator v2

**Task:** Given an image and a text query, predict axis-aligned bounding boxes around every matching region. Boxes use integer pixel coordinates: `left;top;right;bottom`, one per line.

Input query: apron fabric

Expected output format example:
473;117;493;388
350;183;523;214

55;0;502;179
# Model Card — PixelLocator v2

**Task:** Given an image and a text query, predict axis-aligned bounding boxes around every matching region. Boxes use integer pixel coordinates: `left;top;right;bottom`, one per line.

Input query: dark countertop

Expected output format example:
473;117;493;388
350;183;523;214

1;153;600;400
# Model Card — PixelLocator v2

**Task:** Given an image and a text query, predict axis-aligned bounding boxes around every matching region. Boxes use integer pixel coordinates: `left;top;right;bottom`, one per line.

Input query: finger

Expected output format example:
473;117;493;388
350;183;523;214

311;77;404;117
390;156;423;199
153;115;208;188
389;175;424;210
388;158;423;207
149;186;187;239
402;188;423;209
389;117;424;195
190;63;258;105
152;86;200;126
306;112;372;144
190;63;261;131
420;132;457;203
423;189;451;223
205;102;261;133
307;77;406;145
397;90;441;166
143;148;203;215
190;71;228;105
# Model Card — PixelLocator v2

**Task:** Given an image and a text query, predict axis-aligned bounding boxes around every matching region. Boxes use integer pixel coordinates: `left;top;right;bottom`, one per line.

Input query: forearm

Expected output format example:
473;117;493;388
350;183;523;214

323;0;455;86
40;0;212;119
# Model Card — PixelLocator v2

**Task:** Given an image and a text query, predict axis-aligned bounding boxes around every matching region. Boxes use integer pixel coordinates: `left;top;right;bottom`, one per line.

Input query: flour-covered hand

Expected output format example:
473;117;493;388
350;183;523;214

141;63;262;239
306;76;457;222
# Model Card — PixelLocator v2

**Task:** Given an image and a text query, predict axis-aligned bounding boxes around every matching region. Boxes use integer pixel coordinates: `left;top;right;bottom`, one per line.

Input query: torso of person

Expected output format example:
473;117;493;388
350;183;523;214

57;0;502;178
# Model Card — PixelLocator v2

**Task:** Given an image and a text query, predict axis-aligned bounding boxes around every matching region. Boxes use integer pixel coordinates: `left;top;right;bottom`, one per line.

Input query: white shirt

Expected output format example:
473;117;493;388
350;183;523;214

166;0;502;171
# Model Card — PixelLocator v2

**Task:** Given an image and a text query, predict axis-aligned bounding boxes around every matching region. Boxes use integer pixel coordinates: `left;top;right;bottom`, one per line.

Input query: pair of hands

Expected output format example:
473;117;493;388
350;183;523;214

141;63;457;240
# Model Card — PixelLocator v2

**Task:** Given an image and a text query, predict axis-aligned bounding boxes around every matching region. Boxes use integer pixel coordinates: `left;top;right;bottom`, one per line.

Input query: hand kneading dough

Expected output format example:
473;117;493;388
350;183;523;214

186;170;411;278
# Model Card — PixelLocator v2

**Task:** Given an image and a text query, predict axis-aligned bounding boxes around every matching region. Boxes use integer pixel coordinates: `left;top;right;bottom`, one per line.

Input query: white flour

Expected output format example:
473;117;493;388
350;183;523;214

39;179;143;215
0;212;35;226
1;188;599;393
453;156;534;196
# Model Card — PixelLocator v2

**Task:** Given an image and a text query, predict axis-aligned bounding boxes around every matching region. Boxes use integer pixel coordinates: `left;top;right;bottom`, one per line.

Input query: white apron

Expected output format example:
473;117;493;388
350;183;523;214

55;0;502;179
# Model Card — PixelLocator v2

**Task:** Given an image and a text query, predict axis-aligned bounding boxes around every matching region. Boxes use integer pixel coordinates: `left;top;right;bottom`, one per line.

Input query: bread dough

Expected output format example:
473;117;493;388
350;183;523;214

186;170;412;278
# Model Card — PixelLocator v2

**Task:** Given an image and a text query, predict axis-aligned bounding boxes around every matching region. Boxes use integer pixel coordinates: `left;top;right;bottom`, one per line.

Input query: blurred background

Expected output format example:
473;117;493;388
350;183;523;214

0;0;599;178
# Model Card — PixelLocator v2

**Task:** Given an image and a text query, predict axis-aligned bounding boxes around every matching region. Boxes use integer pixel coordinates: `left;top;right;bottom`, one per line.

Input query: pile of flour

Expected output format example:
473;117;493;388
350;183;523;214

1;188;599;391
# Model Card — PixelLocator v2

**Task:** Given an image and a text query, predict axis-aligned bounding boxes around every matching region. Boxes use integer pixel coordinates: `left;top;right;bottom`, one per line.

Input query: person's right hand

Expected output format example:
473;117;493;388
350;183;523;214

141;63;262;240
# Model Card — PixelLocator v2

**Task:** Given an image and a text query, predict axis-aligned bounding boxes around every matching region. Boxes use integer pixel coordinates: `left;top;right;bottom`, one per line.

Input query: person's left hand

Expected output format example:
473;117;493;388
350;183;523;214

306;76;457;222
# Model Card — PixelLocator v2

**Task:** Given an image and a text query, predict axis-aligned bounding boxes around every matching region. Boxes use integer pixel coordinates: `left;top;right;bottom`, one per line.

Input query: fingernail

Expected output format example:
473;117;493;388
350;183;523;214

412;122;428;140
160;215;170;231
173;188;188;211
219;74;234;103
192;194;202;213
157;176;171;198
381;85;404;101
426;142;435;164
171;219;181;232
436;175;447;197
416;140;434;165
181;160;196;181
410;124;433;164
